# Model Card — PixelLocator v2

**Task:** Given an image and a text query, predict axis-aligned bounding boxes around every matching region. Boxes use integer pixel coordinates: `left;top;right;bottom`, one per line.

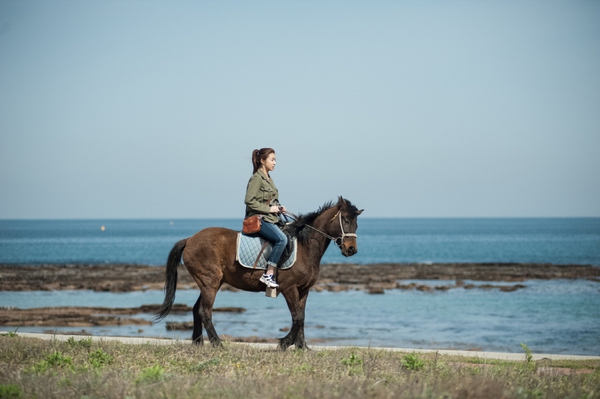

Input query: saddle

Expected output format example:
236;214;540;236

236;232;297;270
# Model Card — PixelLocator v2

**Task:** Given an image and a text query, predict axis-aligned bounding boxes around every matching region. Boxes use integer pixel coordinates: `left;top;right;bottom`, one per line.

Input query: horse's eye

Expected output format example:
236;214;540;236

344;218;350;224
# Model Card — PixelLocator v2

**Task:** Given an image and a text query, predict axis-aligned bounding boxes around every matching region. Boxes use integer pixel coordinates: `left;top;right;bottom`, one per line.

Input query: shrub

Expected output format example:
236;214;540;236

67;337;93;350
190;358;220;373
0;384;23;399
89;349;114;368
31;351;73;373
402;353;425;371
136;365;165;383
341;352;363;366
0;332;18;338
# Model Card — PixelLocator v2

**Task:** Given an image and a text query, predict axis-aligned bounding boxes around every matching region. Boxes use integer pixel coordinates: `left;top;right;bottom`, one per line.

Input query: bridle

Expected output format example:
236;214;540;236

301;209;357;248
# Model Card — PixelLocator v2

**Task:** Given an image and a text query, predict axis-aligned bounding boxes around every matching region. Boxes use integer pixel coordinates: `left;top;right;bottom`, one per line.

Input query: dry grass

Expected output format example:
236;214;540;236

0;334;598;399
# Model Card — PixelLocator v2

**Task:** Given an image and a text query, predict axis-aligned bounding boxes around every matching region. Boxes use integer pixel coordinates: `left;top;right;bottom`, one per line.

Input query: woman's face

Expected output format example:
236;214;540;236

261;152;276;172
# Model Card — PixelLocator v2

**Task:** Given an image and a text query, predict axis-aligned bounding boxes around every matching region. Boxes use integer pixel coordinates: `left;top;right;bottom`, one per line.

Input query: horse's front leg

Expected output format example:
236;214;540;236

279;288;309;350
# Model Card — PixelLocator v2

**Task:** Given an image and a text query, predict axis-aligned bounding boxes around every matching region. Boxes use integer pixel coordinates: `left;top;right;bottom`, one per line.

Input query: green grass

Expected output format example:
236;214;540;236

0;335;598;399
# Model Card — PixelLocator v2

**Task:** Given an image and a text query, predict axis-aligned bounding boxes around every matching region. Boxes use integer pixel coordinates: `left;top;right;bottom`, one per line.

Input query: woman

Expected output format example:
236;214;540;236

244;148;288;288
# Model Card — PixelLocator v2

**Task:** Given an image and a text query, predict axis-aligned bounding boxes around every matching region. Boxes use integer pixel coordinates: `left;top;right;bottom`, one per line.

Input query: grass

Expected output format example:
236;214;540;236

0;335;599;399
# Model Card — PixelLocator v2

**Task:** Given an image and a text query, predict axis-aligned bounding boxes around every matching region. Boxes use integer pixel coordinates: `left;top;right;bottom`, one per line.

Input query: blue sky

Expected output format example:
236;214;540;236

1;1;599;219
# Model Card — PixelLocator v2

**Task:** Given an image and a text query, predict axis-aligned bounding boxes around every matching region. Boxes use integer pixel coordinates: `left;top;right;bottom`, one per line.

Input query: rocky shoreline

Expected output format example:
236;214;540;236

1;263;598;332
0;304;243;328
1;263;598;293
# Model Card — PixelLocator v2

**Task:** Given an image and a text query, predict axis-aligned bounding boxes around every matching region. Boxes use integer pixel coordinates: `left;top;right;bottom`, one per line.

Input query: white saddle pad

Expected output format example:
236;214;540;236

236;233;297;270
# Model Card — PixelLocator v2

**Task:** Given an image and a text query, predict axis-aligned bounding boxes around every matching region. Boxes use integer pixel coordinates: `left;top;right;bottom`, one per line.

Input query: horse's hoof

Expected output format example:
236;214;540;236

278;340;292;351
192;337;204;346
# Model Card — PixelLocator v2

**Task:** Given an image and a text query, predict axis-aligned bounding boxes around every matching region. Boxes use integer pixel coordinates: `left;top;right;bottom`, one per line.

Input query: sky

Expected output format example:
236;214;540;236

1;1;599;219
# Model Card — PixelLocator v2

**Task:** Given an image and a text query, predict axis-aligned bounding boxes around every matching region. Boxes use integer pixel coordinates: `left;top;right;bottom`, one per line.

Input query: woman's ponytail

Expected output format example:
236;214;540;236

251;149;261;174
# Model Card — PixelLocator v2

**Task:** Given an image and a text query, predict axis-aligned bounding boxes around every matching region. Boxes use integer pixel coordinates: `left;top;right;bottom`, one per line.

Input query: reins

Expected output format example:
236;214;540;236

283;209;357;248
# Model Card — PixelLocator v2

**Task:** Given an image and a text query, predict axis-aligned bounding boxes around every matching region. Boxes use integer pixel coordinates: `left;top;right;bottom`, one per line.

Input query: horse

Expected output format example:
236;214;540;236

155;196;363;350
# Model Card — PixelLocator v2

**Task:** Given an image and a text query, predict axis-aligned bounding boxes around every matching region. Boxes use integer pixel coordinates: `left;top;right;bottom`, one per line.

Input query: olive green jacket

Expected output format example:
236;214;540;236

244;170;280;224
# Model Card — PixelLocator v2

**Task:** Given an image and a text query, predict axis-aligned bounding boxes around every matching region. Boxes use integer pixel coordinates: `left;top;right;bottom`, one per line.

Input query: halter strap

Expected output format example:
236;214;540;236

304;210;357;247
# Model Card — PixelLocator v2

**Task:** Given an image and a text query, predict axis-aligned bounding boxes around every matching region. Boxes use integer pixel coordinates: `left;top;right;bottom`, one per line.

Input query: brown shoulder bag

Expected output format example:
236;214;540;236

242;193;273;235
242;215;262;234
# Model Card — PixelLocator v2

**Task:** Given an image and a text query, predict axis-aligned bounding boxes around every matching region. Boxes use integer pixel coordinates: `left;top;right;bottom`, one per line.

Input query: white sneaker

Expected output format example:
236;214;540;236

259;274;279;288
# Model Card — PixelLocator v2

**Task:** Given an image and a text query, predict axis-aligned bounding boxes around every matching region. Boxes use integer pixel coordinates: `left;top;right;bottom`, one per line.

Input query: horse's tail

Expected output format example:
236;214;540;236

155;238;188;321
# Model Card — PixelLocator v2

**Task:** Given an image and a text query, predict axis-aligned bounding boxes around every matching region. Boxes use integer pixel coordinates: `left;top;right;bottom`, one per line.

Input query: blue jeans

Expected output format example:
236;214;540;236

259;221;287;268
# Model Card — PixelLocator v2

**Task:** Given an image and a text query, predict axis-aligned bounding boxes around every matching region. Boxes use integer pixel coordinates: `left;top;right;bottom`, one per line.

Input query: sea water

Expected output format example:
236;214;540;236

1;218;599;265
1;218;599;355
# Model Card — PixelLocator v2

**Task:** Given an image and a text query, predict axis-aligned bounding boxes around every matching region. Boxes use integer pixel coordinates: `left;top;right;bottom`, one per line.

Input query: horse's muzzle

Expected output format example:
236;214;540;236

341;242;357;257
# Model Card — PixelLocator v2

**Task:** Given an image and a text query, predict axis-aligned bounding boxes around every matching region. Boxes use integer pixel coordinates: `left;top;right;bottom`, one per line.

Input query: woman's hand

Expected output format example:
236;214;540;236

269;205;287;213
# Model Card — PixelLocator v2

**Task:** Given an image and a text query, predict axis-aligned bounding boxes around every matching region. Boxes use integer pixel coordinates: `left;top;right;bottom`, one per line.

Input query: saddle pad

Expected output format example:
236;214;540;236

236;233;297;270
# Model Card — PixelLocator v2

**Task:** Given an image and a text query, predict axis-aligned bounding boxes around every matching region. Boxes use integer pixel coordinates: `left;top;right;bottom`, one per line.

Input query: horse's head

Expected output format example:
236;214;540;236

286;197;364;257
326;197;363;257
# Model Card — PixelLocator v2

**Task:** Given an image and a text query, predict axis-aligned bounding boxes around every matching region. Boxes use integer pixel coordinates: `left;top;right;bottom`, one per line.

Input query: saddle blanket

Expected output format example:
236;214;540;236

236;233;297;270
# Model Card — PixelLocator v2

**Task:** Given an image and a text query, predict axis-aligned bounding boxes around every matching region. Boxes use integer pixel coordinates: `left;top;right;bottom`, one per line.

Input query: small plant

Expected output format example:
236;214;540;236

67;337;93;350
520;343;533;364
341;352;363;375
1;329;18;338
341;352;363;366
402;353;425;371
0;383;23;399
88;349;113;368
58;377;72;387
190;358;220;373
32;351;74;373
46;351;74;368
136;365;165;383
294;363;314;374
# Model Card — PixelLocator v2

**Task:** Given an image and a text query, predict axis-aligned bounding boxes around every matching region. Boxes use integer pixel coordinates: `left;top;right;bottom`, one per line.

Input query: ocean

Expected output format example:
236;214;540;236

1;218;599;355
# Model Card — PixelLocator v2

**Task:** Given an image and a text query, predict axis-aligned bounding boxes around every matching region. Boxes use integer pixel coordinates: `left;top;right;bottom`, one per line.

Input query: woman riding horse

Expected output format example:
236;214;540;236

244;148;287;289
156;196;363;350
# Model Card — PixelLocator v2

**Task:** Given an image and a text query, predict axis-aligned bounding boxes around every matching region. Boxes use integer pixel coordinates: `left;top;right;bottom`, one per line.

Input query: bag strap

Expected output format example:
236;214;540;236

266;192;274;206
259;192;275;216
253;242;270;268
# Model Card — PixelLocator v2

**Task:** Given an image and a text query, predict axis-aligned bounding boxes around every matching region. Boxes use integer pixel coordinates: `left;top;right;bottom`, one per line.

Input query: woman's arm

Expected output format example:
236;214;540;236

244;174;272;214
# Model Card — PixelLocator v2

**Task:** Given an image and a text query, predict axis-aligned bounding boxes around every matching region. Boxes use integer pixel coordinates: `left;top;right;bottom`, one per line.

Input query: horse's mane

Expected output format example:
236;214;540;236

284;198;360;245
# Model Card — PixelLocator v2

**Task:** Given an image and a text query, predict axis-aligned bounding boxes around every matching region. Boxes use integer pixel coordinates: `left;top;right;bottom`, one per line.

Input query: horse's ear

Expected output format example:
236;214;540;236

337;196;347;209
356;209;364;215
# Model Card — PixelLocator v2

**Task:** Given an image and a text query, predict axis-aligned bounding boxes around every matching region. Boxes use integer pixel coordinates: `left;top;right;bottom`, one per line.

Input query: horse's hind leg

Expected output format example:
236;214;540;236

198;288;222;347
192;294;204;345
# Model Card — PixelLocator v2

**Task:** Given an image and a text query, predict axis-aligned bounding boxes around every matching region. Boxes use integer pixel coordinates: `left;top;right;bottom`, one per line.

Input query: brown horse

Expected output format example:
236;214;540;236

155;197;363;350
